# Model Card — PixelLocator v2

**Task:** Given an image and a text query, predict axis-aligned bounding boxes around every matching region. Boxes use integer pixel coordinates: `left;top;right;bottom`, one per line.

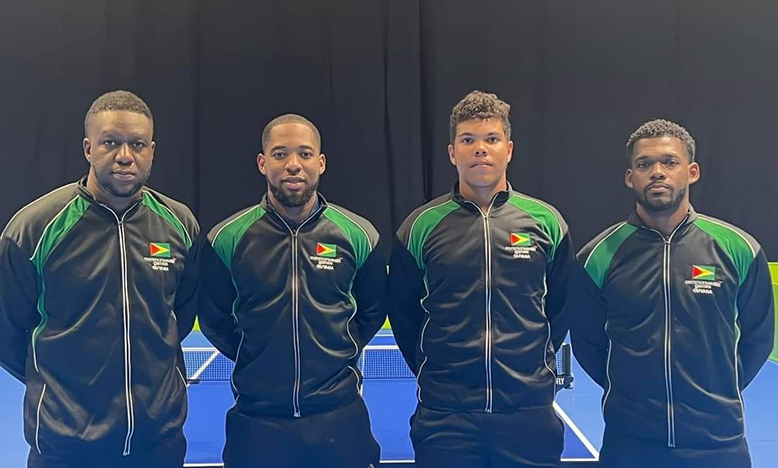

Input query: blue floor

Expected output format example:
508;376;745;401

184;377;596;465
181;330;598;464
1;338;776;467
743;362;778;468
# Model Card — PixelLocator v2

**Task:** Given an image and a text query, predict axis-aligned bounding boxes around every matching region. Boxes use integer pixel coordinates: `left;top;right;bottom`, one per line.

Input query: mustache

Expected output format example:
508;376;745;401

645;182;672;191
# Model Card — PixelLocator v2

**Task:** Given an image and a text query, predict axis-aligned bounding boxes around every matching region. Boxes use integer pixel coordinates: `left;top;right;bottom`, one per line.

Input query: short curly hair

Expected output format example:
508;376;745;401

449;90;511;143
84;90;153;136
626;119;696;164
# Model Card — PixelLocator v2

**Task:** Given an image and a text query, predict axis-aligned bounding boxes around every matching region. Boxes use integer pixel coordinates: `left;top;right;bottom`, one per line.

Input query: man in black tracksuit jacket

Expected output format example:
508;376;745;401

199;114;386;468
0;91;201;468
570;119;774;467
390;91;575;468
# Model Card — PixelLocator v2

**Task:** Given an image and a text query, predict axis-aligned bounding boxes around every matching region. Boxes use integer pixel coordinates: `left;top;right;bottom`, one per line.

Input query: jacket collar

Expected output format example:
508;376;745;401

627;205;699;233
261;192;328;228
450;180;513;211
76;176;99;203
75;176;145;215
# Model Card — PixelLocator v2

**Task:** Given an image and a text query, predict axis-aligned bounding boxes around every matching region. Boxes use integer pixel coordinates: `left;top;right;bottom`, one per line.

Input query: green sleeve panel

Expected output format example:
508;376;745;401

322;206;373;269
28;195;91;354
694;217;756;286
141;192;193;249
407;200;459;271
583;223;638;289
507;194;565;262
211;205;266;270
29;196;90;274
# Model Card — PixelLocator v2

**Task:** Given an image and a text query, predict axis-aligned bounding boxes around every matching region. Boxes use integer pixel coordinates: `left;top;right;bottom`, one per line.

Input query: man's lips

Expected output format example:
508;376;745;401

647;183;670;194
112;172;136;181
282;178;306;189
470;161;492;168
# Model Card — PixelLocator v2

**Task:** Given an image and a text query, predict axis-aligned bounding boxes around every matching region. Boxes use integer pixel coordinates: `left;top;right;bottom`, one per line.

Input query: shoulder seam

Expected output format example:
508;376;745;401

407;200;457;249
509;192;563;228
510;192;560;213
697;215;756;258
143;190;194;246
1;183;78;240
326;205;373;250
583;222;628;270
28;196;81;262
212;205;261;246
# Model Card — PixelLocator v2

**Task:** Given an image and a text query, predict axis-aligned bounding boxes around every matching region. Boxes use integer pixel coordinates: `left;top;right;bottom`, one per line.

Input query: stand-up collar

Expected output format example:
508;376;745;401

262;192;327;228
627;205;699;232
451;181;513;211
75;175;145;214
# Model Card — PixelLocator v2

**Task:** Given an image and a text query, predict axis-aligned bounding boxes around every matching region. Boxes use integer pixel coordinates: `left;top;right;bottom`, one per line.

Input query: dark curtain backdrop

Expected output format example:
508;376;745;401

2;0;777;257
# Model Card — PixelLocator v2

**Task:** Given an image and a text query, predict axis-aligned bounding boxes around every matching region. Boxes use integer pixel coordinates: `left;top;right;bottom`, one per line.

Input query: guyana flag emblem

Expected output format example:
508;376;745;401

510;232;531;247
149;242;171;258
316;243;337;258
691;265;716;281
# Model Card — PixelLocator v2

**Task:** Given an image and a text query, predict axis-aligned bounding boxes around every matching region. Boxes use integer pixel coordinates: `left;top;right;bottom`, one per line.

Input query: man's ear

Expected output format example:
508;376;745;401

688;162;700;185
83;138;92;163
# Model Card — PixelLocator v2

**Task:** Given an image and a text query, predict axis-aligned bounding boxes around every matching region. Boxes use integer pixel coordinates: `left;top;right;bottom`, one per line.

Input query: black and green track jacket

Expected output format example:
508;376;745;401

0;178;201;457
199;193;387;417
389;182;574;413
570;207;774;449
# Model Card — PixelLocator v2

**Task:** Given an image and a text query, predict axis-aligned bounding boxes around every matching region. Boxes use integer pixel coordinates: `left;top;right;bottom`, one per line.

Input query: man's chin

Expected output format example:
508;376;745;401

638;197;681;214
463;175;502;188
269;182;317;209
275;190;305;206
105;181;145;199
114;184;144;195
282;199;308;208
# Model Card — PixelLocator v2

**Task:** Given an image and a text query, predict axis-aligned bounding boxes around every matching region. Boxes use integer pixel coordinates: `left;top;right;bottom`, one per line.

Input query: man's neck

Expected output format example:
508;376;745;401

459;178;507;213
268;191;318;225
635;200;690;238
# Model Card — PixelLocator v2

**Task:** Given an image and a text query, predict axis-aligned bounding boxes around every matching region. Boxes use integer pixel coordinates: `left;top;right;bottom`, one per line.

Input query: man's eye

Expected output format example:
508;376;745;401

487;137;499;143
132;142;146;149
300;151;312;158
104;140;116;146
461;137;473;144
665;160;679;167
273;152;285;159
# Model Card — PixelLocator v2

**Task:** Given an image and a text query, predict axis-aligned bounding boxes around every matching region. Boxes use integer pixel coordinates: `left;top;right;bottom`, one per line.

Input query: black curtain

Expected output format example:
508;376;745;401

195;0;423;244
2;0;777;256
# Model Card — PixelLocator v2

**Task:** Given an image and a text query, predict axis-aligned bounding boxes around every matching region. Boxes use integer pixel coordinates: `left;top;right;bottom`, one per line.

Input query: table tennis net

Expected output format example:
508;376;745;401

183;343;574;389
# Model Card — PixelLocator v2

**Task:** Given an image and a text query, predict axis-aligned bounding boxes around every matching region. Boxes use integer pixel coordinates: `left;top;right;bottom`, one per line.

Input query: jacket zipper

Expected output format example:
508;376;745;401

662;235;676;448
464;199;496;413
274;206;323;418
645;216;687;448
291;232;302;417
102;201;141;455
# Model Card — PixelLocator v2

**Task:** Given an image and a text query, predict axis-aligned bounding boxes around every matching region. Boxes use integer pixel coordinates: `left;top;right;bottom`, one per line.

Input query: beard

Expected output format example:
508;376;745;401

94;168;150;200
268;178;319;208
636;185;686;213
